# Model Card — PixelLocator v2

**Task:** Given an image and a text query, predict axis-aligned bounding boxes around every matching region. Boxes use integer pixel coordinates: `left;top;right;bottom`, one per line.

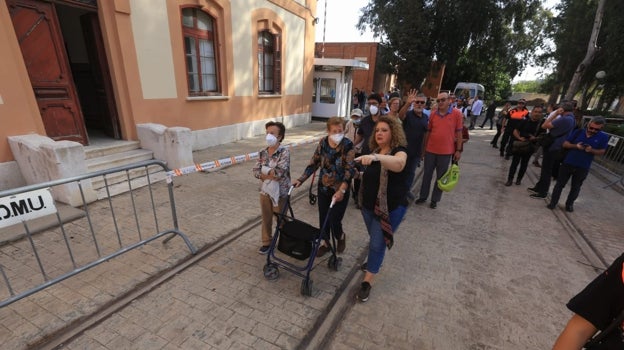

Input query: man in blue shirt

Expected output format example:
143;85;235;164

399;90;429;199
528;101;576;198
547;116;609;212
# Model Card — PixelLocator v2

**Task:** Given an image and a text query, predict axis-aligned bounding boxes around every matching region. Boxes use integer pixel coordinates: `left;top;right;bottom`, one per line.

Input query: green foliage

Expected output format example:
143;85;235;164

357;0;547;100
542;0;624;107
513;81;542;93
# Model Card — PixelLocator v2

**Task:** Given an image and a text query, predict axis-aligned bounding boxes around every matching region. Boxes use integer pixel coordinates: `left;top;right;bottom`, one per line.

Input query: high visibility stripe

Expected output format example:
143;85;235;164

166;136;321;177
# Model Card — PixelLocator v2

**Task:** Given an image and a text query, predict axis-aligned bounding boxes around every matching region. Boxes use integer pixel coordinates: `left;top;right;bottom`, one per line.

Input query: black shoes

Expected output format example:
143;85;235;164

430;201;437;209
547;203;556;210
505;180;513;187
515;179;522;185
527;187;538;194
337;234;346;253
565;204;574;212
357;282;371;302
415;198;426;204
504;155;511;160
530;193;547;199
492;145;498;149
258;245;270;254
317;244;329;257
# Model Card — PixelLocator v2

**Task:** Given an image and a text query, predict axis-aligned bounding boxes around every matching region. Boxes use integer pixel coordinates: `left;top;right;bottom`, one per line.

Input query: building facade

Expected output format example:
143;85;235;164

0;0;316;191
314;42;396;99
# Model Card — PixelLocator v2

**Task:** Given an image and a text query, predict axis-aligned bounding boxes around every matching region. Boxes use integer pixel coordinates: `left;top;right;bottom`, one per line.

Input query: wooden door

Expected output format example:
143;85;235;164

8;0;88;144
81;13;120;139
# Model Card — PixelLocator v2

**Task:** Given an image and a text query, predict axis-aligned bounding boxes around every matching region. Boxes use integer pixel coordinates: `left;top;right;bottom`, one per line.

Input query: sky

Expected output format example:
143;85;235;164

314;0;561;82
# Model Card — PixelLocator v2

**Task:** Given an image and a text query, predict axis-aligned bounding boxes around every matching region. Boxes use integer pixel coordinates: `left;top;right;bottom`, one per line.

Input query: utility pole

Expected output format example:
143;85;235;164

564;0;607;101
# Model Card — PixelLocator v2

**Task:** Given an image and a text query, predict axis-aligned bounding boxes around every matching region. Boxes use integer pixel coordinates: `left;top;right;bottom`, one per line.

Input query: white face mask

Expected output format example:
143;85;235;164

266;133;278;147
329;133;344;144
369;105;379;115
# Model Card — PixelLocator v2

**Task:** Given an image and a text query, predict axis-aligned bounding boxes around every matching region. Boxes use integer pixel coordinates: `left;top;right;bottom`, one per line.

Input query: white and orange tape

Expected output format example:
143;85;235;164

166;135;323;181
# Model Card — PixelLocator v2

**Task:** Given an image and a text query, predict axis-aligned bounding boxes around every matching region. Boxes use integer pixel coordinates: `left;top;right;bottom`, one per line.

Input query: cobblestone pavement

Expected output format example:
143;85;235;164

1;122;622;349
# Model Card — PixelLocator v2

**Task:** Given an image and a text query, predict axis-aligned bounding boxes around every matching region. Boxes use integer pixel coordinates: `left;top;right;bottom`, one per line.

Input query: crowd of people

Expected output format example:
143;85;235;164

252;89;618;347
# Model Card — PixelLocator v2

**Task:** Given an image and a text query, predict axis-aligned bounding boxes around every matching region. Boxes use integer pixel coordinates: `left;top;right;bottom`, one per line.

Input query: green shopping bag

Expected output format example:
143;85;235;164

437;162;460;192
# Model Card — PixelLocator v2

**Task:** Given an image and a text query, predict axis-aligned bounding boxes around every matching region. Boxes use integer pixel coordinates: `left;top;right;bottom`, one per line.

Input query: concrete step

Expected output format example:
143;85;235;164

89;164;164;191
94;169;168;200
86;149;154;173
84;141;141;160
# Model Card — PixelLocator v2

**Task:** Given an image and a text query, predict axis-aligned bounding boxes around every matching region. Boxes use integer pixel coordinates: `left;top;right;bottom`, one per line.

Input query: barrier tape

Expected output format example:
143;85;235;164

166;135;323;182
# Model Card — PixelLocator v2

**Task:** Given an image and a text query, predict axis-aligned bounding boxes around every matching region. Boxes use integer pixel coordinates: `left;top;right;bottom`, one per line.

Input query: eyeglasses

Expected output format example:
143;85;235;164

436;98;447;103
588;126;601;132
414;101;426;104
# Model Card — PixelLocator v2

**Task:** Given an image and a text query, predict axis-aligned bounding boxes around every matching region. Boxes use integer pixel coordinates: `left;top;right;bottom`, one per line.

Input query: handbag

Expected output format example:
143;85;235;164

437;162;460;192
537;133;555;149
511;140;535;155
277;219;316;260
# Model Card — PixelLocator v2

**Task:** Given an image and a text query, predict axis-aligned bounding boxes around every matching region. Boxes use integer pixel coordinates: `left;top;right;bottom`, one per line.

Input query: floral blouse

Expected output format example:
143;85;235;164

252;145;291;197
297;137;356;194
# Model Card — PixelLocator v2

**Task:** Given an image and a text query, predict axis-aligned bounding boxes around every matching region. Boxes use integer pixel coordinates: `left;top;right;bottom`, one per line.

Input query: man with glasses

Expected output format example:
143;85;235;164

415;92;463;209
399;89;429;199
546;116;609;212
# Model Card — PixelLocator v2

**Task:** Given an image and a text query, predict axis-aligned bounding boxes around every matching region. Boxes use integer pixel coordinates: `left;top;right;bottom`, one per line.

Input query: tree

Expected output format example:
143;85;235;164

542;0;624;109
356;0;548;100
564;0;607;101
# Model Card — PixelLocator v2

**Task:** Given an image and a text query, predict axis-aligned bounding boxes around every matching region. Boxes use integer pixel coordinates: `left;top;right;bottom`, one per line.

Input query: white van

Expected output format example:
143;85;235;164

453;82;485;100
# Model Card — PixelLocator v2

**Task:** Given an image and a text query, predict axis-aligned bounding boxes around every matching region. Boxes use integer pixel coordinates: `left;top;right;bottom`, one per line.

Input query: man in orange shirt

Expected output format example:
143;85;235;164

415;92;464;209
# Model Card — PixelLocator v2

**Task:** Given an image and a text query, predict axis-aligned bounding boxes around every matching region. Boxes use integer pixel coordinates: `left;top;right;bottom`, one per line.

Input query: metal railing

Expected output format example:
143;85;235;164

0;160;196;308
593;131;624;188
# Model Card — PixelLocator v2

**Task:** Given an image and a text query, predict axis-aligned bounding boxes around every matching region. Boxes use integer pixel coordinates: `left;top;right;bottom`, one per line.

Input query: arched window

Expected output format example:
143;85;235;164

258;30;280;94
182;7;219;95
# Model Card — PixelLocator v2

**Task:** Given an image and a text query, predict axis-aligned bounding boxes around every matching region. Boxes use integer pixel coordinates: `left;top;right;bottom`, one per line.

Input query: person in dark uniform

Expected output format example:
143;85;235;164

553;253;624;349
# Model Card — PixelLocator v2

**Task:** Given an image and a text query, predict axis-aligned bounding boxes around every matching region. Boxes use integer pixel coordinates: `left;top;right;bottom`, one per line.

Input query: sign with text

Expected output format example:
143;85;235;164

0;188;57;229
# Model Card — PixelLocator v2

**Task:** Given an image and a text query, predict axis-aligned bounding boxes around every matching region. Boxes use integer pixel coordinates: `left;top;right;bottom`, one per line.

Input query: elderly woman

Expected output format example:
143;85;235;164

386;96;402;122
355;116;409;302
293;117;356;256
252;121;291;254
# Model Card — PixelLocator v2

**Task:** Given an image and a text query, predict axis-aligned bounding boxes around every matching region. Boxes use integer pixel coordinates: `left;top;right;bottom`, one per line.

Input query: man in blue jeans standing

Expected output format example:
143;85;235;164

547;117;609;212
528;101;576;199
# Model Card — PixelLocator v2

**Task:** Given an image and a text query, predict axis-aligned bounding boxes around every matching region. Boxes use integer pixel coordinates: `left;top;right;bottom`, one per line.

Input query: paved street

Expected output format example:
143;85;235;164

1;121;623;349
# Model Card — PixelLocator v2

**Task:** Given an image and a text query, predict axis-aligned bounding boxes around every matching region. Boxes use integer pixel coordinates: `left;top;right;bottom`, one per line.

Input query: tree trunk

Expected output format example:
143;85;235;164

564;0;607;101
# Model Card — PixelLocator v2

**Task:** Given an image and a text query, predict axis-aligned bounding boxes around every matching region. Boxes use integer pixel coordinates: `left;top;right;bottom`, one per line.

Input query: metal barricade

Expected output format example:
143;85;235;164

593;131;624;188
0;160;196;308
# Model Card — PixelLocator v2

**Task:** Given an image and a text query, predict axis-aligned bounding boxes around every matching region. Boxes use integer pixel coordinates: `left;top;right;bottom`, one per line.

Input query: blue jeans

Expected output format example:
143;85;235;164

549;163;589;206
361;206;407;274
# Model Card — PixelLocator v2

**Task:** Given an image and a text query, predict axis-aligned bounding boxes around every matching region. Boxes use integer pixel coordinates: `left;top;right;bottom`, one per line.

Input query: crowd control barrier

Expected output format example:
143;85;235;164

594;131;624;188
0;160;196;308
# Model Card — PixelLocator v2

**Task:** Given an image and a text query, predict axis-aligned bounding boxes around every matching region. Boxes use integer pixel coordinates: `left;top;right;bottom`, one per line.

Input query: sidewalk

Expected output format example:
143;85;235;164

1;122;622;349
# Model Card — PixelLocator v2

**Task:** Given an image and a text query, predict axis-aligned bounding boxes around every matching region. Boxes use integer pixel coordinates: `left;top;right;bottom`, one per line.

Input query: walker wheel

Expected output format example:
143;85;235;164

263;264;279;280
300;279;313;296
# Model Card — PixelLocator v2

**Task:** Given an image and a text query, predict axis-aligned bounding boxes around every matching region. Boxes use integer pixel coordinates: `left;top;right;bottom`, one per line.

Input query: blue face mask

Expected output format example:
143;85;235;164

353;119;361;126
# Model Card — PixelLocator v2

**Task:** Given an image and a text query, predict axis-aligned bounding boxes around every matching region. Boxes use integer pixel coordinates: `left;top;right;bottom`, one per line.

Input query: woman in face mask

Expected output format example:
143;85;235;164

252;121;291;254
292;117;356;256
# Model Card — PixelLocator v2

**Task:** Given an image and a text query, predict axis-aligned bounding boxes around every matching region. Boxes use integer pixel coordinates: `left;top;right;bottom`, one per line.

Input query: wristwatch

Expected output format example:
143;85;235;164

340;189;346;194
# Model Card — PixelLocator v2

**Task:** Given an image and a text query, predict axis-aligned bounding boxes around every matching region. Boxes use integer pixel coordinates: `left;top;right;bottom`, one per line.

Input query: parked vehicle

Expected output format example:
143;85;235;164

454;82;485;100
